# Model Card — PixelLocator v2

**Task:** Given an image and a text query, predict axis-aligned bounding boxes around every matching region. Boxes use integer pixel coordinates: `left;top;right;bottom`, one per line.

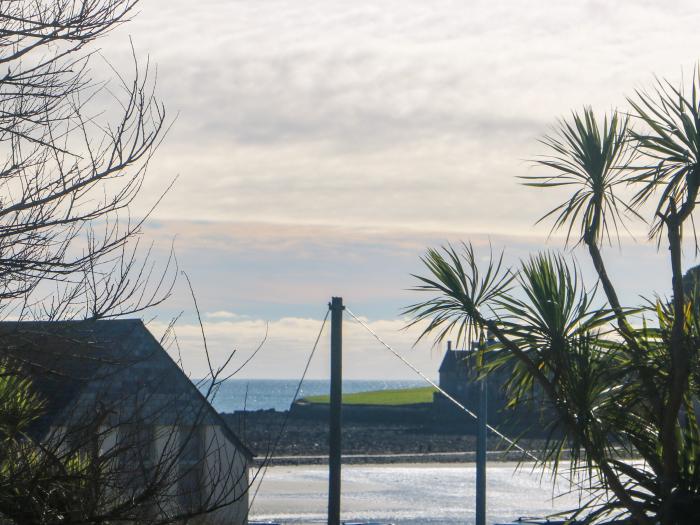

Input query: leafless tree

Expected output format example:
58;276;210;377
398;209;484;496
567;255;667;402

0;2;254;524
0;0;172;320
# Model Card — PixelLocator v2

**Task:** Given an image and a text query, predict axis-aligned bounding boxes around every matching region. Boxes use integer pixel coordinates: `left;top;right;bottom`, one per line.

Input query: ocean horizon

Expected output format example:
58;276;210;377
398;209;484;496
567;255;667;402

197;378;429;413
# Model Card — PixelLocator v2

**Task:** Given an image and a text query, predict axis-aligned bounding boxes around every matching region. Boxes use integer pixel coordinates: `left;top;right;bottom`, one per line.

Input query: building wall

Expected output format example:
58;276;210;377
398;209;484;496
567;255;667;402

204;425;249;525
50;423;249;524
439;356;475;401
154;424;179;518
154;424;249;525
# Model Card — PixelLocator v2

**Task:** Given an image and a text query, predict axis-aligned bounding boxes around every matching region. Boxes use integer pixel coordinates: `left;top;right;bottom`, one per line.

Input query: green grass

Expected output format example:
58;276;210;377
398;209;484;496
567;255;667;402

301;386;437;406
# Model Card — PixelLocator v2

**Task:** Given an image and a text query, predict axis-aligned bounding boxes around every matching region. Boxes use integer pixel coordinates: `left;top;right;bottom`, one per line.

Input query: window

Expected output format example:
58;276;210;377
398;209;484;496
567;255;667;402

179;425;205;462
63;423;100;461
178;426;206;511
117;424;155;490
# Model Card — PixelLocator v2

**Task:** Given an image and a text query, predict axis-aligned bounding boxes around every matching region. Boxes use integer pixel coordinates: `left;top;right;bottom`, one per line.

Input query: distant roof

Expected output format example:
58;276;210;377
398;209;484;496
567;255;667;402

438;348;473;374
0;319;254;459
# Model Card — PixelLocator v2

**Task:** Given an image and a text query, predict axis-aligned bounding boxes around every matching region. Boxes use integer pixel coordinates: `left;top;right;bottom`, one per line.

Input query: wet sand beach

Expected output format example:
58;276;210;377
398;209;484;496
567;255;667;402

249;462;586;525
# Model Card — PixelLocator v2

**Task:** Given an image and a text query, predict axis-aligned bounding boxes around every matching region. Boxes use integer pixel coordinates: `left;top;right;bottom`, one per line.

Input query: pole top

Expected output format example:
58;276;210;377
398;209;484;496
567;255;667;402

329;296;345;310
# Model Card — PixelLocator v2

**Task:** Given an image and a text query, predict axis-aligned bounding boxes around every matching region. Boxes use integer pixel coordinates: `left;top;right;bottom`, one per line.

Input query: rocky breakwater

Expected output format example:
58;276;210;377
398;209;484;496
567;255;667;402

220;407;537;466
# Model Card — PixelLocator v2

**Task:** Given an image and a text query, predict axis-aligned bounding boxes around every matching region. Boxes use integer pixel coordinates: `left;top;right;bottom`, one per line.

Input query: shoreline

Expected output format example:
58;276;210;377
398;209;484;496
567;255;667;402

254;449;534;466
222;409;549;467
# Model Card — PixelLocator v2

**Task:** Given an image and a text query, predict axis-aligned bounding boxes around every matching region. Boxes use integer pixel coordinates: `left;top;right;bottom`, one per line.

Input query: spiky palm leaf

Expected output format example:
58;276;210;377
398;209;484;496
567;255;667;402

0;361;44;441
408;247;658;523
500;252;612;344
524;108;638;245
403;242;512;348
628;71;700;237
493;255;620;479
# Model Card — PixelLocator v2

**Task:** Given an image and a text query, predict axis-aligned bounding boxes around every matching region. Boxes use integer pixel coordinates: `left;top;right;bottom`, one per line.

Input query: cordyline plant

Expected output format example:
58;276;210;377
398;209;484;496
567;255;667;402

406;71;700;525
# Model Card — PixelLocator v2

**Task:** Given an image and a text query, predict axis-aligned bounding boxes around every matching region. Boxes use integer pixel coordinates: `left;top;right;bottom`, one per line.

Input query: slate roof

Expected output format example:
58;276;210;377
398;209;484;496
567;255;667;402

0;319;254;459
438;349;473;374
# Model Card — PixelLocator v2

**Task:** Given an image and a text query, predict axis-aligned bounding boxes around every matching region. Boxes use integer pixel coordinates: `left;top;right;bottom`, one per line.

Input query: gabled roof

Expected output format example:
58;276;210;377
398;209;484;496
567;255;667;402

0;319;254;460
438;349;473;374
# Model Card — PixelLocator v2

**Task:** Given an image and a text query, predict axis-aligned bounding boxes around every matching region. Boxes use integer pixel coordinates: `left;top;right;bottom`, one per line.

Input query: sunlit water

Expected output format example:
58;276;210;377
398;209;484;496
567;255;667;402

250;462;588;525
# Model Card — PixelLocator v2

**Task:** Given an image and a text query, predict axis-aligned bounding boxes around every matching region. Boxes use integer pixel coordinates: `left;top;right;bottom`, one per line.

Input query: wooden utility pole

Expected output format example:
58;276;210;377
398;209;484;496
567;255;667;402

476;374;487;525
328;297;344;525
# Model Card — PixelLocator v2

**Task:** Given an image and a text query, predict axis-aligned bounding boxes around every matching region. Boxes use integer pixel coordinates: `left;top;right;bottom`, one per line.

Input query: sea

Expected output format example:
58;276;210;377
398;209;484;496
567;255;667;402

199;379;427;413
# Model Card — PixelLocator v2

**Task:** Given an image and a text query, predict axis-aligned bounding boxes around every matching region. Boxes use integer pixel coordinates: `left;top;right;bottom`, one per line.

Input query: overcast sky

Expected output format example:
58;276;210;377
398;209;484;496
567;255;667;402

96;0;700;379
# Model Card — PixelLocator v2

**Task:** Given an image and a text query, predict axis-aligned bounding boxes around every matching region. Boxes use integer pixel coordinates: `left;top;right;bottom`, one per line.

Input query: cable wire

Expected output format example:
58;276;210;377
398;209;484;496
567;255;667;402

345;306;589;493
248;309;330;511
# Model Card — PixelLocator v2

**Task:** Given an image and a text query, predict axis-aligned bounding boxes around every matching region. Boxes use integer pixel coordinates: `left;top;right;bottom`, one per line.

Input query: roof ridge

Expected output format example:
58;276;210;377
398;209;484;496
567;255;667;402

137;322;255;460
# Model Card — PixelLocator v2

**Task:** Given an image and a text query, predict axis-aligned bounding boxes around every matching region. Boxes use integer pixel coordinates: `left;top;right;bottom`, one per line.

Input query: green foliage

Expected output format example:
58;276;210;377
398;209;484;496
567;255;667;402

524;108;636;245
0;362;106;524
404;242;512;348
628;71;700;237
408;70;700;525
0;362;44;439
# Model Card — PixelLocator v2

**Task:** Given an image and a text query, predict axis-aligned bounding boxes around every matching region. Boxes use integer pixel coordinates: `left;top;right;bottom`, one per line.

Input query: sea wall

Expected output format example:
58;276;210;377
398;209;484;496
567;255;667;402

221;408;553;464
288;398;550;437
289;400;436;425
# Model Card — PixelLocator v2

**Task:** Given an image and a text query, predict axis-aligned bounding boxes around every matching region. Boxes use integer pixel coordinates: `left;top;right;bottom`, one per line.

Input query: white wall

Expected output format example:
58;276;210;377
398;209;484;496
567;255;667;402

49;422;249;524
204;425;249;525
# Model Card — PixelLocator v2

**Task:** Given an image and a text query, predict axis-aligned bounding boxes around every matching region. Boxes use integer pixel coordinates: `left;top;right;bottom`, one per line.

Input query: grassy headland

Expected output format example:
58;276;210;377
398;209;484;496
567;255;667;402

300;386;437;406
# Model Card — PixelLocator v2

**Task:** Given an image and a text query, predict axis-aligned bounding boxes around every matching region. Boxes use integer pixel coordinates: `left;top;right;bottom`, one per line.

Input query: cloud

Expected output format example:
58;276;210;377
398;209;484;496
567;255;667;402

135;218;688;381
147;314;444;381
141;219;681;317
78;2;700;383
205;310;248;320
97;0;700;235
107;0;696;149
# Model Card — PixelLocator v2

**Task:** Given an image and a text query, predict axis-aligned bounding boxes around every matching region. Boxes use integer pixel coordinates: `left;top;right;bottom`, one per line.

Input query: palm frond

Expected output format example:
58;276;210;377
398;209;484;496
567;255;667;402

0;361;45;439
524;108;638;246
403;243;512;348
628;69;700;237
499;252;614;347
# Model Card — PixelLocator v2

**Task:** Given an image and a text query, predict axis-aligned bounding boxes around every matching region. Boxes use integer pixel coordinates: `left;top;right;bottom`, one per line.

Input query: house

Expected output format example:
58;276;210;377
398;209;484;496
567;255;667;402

433;339;531;429
433;340;492;417
0;319;253;524
436;340;475;402
433;339;551;436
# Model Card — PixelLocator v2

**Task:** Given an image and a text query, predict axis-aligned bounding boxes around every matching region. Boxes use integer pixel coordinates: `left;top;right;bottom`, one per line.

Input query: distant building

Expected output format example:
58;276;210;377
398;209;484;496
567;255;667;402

434;339;490;416
0;319;253;524
434;338;549;435
437;340;476;402
433;338;531;429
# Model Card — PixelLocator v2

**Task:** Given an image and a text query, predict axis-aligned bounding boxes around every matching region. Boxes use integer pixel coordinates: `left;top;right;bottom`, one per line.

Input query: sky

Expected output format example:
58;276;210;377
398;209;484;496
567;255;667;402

93;0;700;379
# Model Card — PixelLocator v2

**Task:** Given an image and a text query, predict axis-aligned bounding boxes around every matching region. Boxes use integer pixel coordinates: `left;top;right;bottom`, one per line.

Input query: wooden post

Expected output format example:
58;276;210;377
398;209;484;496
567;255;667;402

476;375;487;525
328;297;344;525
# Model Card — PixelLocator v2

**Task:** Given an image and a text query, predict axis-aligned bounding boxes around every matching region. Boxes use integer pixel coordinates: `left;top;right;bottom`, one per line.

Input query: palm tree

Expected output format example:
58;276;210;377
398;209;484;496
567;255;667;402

406;72;700;525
